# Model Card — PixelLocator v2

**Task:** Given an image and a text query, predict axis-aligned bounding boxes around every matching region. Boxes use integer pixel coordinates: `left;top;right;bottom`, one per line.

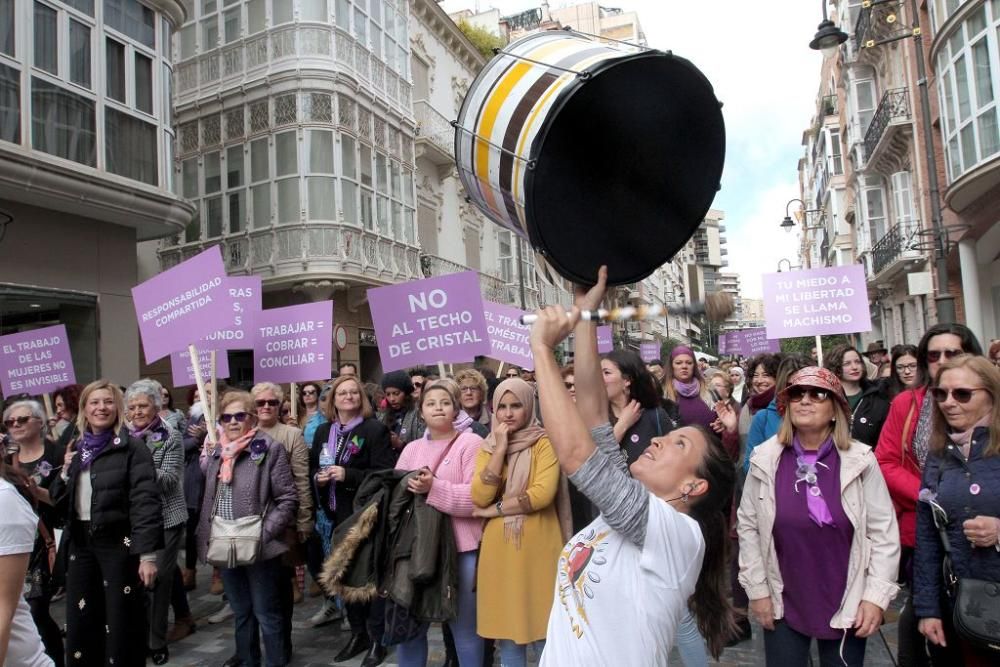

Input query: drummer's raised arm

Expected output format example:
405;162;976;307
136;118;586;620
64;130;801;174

569;267;609;430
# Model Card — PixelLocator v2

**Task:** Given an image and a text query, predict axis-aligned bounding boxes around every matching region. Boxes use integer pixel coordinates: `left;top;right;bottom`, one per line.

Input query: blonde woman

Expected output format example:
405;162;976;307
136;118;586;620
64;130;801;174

738;367;899;665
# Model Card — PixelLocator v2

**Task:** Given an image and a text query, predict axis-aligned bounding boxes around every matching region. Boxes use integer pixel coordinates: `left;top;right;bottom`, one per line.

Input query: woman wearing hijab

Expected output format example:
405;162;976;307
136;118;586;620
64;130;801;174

48;380;163;667
198;390;298;667
471;378;571;667
876;323;983;666
730;366;747;404
913;355;1000;666
125;379;187;665
739;367;900;665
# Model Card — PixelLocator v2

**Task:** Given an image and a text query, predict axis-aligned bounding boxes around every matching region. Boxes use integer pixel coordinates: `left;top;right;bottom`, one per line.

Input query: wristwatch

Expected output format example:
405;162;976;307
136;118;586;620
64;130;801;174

495;500;503;516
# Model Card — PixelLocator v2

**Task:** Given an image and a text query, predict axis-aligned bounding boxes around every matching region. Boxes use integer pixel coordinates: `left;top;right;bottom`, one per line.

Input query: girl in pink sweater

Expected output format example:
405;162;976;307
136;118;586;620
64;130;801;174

394;379;484;666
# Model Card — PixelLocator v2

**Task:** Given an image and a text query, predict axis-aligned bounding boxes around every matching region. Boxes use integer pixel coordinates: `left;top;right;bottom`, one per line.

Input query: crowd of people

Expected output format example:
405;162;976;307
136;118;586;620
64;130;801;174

2;278;1000;666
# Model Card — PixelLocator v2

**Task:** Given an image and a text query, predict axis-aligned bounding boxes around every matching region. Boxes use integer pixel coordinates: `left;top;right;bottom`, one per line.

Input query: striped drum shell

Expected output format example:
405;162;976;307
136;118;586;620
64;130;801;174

454;30;726;286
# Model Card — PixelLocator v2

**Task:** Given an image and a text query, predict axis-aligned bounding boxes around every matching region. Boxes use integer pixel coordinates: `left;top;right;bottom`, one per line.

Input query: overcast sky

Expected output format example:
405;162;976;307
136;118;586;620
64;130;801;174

439;0;826;297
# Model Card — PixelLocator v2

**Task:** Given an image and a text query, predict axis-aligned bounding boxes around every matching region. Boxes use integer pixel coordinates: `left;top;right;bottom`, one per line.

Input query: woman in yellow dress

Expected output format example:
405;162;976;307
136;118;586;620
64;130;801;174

472;378;570;666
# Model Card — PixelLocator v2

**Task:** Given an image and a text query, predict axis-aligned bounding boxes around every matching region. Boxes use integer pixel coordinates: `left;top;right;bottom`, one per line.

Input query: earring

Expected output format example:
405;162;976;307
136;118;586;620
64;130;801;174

681;492;689;504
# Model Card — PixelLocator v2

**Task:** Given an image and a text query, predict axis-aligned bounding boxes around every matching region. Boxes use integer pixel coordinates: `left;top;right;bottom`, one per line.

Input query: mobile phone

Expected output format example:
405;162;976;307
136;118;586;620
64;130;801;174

709;389;722;403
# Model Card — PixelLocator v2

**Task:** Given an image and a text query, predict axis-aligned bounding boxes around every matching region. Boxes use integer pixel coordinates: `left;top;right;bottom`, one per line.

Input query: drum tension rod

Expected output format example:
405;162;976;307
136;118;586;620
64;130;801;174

451;121;538;170
558;26;657;52
491;47;592;79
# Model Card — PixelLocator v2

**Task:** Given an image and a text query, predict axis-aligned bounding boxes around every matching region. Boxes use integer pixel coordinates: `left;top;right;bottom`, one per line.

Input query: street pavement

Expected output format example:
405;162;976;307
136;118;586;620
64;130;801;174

51;566;904;666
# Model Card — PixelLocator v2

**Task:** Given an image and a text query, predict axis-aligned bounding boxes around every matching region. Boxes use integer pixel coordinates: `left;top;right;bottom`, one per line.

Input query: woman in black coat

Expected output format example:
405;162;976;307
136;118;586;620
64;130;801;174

311;375;394;666
825;344;891;448
48;379;163;667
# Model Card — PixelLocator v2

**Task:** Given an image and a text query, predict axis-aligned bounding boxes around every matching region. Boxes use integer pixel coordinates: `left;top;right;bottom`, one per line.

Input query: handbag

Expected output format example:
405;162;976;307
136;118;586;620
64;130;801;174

929;465;1000;655
206;488;268;569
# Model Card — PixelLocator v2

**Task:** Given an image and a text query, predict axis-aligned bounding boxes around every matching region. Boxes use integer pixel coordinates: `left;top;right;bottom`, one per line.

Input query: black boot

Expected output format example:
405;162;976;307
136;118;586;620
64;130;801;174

360;642;387;667
333;633;372;663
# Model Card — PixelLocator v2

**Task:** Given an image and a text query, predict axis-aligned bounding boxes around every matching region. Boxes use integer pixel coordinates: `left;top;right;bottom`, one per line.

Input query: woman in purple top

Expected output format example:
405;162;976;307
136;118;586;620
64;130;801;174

663;347;717;429
737;367;900;666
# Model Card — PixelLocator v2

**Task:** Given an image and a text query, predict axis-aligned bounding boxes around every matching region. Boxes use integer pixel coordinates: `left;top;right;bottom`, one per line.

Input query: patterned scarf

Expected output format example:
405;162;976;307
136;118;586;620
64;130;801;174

219;428;259;485
128;415;163;440
792;434;836;527
78;429;115;470
912;391;935;467
325;416;363;511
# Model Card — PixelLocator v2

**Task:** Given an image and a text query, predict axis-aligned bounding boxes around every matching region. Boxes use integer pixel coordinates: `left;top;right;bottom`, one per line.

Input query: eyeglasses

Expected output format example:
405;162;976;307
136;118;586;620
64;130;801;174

459;386;480;393
927;349;963;362
930;387;989;404
895;363;918;373
279;409;290;417
302;389;317;396
255;399;280;408
219;412;251;424
786;386;831;403
3;416;33;428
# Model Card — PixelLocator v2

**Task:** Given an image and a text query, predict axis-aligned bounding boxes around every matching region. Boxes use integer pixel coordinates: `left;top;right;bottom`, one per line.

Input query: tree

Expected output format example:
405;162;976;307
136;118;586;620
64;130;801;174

457;20;507;60
779;334;852;361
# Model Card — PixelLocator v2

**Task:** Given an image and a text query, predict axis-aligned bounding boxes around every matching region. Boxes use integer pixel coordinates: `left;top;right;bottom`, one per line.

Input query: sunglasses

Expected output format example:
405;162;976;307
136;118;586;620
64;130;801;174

412;382;424;388
302;389;317;396
930;387;988;404
927;349;963;362
255;399;280;408
564;382;575;389
786;386;831;403
3;416;34;428
219;412;251;424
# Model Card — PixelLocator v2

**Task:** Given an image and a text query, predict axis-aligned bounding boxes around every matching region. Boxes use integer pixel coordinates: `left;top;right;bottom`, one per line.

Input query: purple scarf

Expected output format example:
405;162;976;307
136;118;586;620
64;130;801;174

325;416;363;511
128;415;163;440
673;378;701;399
792;434;836;527
78;429;115;470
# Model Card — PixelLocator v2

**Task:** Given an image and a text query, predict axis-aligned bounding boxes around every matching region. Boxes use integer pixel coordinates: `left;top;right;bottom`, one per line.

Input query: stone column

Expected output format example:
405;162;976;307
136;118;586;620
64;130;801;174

958;238;983;340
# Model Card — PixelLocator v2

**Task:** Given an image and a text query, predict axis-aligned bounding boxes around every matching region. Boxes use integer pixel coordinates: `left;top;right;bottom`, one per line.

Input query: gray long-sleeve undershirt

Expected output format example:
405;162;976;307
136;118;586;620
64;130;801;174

567;423;650;548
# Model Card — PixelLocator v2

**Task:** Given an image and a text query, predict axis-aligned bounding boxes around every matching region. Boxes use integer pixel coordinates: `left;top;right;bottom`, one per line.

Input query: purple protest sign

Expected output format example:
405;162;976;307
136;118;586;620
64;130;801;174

132;246;230;363
762;264;871;339
253;301;333;383
597;326;613;353
735;328;781;355
484;301;533;370
0;325;76;396
170;348;231;388
717;332;730;355
368;272;490;372
639;342;660;363
201;277;262;350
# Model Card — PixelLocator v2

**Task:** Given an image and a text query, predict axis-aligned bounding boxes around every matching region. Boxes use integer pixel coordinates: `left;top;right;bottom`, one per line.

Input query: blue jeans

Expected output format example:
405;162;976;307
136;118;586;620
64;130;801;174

497;639;544;667
763;620;866;667
675;611;708;667
221;556;287;667
395;551;483;666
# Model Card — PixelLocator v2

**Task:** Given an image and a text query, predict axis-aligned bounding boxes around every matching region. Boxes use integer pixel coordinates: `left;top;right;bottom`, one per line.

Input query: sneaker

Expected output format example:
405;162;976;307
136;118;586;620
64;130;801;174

308;599;344;628
207;603;234;624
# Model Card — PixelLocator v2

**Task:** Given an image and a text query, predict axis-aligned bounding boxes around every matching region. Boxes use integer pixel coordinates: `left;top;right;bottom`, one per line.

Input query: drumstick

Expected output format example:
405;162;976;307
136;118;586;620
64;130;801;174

518;292;734;325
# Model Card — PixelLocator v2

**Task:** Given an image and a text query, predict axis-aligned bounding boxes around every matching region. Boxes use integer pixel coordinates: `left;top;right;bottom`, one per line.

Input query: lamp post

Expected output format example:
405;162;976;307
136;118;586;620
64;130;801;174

810;0;955;324
809;0;849;55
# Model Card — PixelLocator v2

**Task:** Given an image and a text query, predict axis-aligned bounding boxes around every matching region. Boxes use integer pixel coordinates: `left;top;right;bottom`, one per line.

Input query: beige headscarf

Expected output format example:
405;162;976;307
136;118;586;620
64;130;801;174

482;378;572;548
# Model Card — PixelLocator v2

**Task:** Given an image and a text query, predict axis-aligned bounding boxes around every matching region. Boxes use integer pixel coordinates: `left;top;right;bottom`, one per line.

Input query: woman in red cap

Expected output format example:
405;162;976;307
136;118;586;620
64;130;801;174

738;367;900;665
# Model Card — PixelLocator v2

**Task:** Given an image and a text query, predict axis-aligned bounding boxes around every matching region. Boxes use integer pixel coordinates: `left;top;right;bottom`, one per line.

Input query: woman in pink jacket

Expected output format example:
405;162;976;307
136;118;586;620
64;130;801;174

394;379;484;666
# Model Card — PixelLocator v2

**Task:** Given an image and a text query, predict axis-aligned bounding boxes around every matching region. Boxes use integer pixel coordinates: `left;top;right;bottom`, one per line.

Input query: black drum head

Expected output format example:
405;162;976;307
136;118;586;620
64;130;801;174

525;51;725;286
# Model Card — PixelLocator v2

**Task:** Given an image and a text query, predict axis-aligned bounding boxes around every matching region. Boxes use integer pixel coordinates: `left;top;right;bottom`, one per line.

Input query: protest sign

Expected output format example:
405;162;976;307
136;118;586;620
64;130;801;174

639;342;660;363
0;325;76;396
762;265;871;339
368;272;490;372
717;332;729;355
597;326;613;353
132;246;230;363
201;276;262;349
725;328;781;356
170;347;230;387
484;301;533;370
253;301;333;383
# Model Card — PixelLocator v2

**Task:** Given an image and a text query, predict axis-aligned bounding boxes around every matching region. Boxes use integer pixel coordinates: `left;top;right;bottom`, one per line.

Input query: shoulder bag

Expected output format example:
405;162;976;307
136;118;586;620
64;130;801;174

930;462;1000;655
206;480;268;569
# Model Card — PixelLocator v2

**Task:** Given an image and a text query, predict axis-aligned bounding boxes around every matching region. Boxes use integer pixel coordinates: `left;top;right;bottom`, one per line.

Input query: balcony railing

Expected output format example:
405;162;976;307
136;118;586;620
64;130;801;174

413;100;455;165
158;223;422;284
421;254;542;309
854;0;909;53
864;88;910;159
871;220;919;276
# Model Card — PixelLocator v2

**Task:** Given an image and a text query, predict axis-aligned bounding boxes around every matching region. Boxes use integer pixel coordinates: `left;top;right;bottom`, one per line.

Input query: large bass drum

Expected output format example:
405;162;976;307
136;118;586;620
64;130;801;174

454;29;725;286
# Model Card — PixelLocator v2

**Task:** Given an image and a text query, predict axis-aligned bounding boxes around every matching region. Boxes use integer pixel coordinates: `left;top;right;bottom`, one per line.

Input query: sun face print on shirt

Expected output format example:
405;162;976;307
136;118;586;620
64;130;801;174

556;527;611;639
